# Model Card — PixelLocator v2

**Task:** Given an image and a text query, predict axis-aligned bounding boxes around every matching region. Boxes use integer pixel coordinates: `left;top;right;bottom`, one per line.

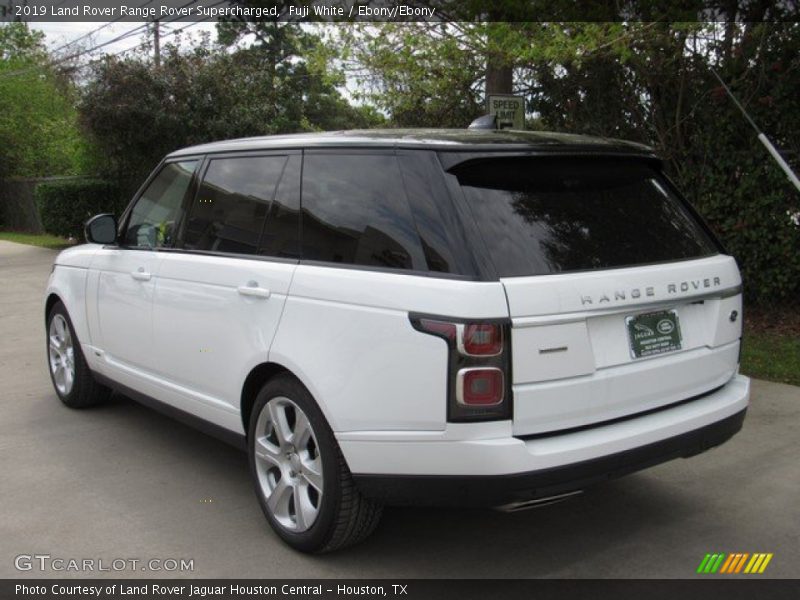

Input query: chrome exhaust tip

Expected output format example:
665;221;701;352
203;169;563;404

495;490;583;513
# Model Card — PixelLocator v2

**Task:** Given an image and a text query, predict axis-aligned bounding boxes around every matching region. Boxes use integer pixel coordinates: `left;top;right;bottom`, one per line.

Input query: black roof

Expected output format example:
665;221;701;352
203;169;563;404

168;128;657;159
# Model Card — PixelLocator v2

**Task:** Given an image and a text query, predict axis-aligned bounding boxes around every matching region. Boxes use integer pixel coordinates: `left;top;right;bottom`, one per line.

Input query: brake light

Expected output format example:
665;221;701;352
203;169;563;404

461;323;503;356
412;315;512;422
457;368;504;406
419;320;502;357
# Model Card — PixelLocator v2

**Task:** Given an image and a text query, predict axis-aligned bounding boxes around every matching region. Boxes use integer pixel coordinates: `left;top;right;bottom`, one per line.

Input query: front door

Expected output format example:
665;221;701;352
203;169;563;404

92;159;199;380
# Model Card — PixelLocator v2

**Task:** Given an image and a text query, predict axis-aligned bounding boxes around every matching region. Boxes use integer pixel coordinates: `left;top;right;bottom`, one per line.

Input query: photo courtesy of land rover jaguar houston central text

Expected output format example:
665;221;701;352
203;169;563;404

44;129;749;553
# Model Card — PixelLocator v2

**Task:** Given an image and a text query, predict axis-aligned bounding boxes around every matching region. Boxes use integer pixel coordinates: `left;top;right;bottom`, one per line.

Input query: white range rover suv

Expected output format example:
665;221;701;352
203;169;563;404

44;129;749;553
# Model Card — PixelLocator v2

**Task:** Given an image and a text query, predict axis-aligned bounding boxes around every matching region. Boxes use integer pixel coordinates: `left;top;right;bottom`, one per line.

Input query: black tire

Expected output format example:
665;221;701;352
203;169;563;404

248;374;382;553
46;301;111;408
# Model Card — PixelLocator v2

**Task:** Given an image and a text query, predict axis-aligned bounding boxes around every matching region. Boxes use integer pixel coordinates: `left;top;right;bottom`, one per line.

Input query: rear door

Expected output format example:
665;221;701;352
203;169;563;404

447;155;743;435
150;152;301;429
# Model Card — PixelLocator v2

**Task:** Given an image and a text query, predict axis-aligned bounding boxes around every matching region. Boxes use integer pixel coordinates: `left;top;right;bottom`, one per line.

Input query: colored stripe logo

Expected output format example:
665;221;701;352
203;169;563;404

697;553;773;574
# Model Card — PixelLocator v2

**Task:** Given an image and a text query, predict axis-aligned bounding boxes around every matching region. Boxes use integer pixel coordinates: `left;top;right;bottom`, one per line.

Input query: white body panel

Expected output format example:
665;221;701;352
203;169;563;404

90;247;162;373
269;264;509;432
504;255;744;436
44;245;99;347
339;375;749;475
150;252;295;418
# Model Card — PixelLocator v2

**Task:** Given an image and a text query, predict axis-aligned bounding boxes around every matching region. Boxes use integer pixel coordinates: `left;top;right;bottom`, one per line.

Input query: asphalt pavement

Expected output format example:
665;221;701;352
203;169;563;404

1;239;798;578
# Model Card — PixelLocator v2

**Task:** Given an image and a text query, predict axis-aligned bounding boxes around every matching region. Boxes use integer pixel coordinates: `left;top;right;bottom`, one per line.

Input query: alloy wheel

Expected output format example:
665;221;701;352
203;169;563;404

253;396;323;532
48;314;75;396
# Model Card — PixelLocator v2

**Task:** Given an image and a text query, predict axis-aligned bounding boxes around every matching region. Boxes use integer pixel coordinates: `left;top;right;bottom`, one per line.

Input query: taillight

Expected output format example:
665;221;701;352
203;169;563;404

457;368;504;406
412;315;512;422
461;323;503;356
419;319;457;342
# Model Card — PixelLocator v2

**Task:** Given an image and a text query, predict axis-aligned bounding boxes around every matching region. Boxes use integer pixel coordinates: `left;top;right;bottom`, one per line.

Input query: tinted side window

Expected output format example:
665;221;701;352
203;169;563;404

398;151;479;276
183;156;288;255
124;160;198;248
258;154;301;258
301;154;426;271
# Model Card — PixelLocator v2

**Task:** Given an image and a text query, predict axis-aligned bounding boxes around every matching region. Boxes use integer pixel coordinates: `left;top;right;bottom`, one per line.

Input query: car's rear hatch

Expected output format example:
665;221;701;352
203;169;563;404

503;256;742;435
448;154;743;436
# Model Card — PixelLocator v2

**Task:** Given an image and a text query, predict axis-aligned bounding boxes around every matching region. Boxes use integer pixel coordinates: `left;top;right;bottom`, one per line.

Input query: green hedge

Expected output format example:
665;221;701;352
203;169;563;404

36;179;126;239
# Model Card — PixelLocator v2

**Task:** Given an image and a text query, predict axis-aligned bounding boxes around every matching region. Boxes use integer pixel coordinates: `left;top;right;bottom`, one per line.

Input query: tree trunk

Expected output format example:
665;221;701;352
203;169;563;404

486;60;513;96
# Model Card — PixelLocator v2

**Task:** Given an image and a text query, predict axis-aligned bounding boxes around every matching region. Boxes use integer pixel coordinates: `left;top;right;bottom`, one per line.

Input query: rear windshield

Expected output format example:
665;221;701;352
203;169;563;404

450;157;717;277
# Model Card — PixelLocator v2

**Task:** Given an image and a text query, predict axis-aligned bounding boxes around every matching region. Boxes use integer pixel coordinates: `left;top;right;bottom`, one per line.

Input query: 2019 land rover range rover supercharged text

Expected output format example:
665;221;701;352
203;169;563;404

44;129;749;553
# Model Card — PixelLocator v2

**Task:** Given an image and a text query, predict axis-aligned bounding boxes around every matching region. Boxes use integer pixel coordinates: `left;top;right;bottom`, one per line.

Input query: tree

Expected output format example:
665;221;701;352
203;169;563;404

341;15;800;303
340;23;486;127
340;21;629;127
0;23;84;178
80;34;381;197
214;4;383;130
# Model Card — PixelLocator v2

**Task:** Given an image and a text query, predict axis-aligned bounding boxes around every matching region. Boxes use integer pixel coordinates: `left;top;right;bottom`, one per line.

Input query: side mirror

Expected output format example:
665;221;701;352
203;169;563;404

84;213;118;245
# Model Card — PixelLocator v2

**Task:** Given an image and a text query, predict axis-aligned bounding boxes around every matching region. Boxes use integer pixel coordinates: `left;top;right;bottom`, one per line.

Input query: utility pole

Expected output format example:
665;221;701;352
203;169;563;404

153;19;160;68
7;0;26;22
485;9;513;97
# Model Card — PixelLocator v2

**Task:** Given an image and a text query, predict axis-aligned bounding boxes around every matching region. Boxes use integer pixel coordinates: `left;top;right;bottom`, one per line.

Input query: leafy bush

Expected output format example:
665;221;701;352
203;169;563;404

687;141;800;306
80;42;382;200
36;180;126;239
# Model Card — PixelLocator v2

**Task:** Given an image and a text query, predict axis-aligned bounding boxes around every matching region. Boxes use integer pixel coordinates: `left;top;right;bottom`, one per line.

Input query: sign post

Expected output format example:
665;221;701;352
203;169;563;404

487;95;525;130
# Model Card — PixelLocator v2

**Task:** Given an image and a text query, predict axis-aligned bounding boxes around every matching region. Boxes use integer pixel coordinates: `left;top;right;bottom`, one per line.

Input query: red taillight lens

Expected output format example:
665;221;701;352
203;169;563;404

457;368;504;406
411;314;511;422
419;319;457;342
461;323;503;356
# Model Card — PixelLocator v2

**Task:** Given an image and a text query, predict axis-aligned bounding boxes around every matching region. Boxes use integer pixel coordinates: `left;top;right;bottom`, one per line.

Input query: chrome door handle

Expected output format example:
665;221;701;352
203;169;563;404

131;268;151;281
237;282;271;299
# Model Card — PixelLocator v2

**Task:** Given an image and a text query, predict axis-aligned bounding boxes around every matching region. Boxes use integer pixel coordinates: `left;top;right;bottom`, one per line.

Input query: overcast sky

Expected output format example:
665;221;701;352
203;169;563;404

27;21;360;103
31;21;218;57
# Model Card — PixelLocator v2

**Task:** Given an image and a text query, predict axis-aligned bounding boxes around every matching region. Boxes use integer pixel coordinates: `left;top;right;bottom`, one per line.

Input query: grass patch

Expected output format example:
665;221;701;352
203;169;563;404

741;304;800;387
0;231;75;249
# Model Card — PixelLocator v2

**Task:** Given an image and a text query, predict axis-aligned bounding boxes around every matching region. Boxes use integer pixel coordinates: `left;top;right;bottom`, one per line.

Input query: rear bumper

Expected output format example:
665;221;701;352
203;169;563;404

354;408;745;507
345;374;749;507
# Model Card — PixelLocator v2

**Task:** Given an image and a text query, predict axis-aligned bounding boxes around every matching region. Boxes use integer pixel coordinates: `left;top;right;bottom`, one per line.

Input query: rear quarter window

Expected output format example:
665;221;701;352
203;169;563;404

300;153;427;271
448;156;717;277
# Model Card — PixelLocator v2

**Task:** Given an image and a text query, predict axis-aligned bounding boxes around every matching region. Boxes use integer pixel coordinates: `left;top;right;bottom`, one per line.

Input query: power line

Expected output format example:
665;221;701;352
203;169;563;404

80;17;217;66
0;23;150;78
50;0;200;58
99;0;228;62
73;0;209;65
0;0;208;79
48;0;156;55
112;20;211;59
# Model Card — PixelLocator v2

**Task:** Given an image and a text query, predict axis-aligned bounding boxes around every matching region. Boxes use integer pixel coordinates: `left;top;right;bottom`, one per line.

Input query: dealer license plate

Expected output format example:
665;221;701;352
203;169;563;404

625;309;682;359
